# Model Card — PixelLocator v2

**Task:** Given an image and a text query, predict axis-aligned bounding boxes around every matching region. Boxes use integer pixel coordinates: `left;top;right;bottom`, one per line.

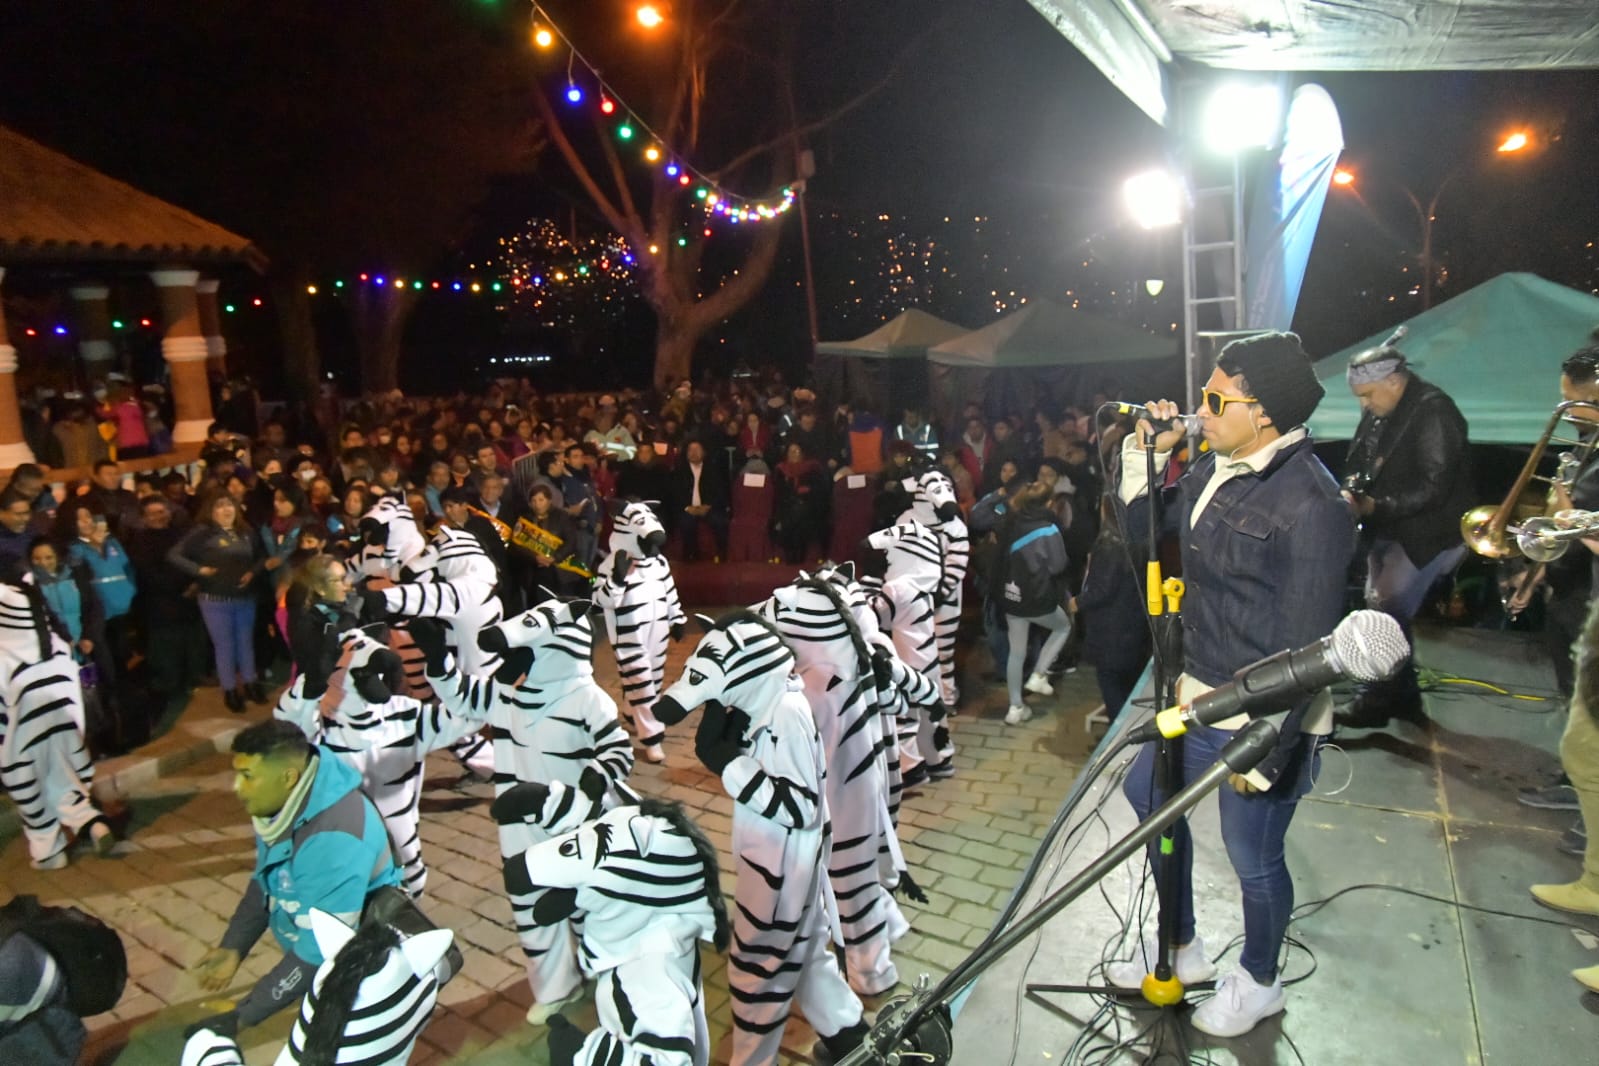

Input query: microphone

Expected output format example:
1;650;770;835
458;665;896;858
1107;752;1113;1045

1126;610;1410;744
1113;402;1201;435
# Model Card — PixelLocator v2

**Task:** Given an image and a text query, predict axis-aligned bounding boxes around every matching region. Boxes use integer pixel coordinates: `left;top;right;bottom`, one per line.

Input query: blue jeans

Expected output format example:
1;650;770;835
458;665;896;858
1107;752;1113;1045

199;595;257;689
1122;723;1319;984
1365;539;1466;623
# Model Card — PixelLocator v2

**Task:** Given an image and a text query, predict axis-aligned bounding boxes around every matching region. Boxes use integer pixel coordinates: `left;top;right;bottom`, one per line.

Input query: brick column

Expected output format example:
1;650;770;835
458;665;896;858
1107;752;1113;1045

195;278;227;378
150;268;213;446
68;284;117;382
0;268;37;468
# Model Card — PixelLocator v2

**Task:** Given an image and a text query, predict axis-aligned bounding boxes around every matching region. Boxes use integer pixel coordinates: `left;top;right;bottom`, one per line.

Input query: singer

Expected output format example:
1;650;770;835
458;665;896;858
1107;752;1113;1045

1113;332;1355;1037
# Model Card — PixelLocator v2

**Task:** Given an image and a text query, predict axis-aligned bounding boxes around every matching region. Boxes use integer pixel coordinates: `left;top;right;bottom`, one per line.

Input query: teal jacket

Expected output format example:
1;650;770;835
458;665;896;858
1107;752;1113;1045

223;748;401;967
69;537;136;620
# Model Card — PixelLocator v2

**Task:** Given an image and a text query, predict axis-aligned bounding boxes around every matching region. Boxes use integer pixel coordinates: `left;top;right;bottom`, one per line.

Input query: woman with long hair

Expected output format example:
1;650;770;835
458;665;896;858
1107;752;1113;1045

65;502;141;748
168;493;265;713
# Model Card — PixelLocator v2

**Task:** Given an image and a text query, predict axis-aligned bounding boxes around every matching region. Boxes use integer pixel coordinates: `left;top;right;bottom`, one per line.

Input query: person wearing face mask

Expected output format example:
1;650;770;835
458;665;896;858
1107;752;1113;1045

1112;331;1353;1037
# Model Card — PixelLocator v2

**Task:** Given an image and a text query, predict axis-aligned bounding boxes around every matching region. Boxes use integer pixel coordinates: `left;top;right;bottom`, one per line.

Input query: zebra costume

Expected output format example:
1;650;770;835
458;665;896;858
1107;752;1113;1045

655;612;865;1066
897;470;969;708
0;580;105;868
500;798;728;1066
865;520;955;781
428;596;635;1015
181;908;455;1066
274;630;489;897
592;499;686;763
762;575;913;997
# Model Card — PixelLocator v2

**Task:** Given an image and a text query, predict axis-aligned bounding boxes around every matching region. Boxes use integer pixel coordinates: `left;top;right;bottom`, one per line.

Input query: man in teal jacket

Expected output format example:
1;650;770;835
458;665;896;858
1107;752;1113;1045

190;719;400;1034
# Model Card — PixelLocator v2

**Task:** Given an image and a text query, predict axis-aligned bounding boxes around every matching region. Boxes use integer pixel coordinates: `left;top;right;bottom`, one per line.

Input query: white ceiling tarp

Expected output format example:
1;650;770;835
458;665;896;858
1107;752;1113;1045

1027;0;1599;123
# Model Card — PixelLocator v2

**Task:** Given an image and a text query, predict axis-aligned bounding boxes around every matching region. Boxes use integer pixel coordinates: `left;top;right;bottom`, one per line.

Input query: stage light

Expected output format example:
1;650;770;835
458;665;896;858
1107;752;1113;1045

1203;83;1283;152
1123;169;1183;229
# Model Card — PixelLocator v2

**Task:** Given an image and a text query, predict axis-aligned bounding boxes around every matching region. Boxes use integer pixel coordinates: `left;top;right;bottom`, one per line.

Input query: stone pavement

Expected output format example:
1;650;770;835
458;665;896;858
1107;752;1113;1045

0;617;1104;1065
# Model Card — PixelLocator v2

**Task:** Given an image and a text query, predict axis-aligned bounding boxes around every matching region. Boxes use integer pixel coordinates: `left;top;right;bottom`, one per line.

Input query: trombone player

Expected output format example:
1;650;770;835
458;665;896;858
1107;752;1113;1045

1338;341;1472;728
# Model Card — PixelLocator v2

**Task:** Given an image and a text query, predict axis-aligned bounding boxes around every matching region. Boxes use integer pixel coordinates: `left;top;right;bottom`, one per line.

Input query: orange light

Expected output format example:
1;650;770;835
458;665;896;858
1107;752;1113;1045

1332;168;1355;186
644;146;661;162
1497;131;1530;153
635;4;664;29
533;26;554;49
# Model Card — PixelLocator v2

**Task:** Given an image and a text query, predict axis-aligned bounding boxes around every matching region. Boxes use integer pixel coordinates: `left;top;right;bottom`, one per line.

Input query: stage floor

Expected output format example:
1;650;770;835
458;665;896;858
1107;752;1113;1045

952;624;1599;1064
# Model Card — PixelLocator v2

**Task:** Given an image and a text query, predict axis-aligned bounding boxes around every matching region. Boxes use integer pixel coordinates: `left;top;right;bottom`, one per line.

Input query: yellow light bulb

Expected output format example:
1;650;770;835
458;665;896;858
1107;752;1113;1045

644;146;661;162
306;284;318;295
533;26;554;49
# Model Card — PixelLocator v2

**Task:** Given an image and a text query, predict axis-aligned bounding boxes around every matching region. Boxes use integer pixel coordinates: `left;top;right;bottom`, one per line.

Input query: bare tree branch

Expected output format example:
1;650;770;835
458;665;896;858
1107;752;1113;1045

533;88;639;243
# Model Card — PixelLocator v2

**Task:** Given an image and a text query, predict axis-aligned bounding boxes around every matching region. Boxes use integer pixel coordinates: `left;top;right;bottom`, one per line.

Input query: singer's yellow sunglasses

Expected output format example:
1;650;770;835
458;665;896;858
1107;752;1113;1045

1202;387;1260;416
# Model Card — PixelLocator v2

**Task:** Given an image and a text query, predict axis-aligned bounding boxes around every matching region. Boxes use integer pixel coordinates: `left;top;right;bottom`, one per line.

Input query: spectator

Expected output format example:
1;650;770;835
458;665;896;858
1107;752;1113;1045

475;471;523;532
615;443;672;505
7;462;58;530
127;496;207;712
1076;499;1152;722
82;459;141;538
783;406;836;471
774;442;826;564
956;416;994;490
326;485;372;557
893;407;939;463
994;480;1074;726
557;443;600;563
669;439;730;562
260;482;309;591
737;411;772;462
160;472;195;527
985;419;1026;494
512;485;586;603
0;489;35;577
168;494;266;714
53;402;110;469
585;408;637;462
65;504;140;745
422;461;451;517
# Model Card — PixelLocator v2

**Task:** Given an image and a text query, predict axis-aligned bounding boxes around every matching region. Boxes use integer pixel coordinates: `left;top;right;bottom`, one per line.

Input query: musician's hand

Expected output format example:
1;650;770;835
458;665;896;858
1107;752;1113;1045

1350;494;1376;518
1134;399;1186;453
1554;482;1575;512
1227;773;1260;795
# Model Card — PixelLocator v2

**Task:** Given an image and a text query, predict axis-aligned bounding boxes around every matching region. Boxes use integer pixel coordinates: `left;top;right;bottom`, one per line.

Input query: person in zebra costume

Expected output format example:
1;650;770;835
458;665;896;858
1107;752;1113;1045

896;469;970;709
427;595;635;1024
592;499;686;764
863;520;955;785
762;574;919;997
354;495;495;779
0;579;115;869
181;908;455;1066
655;612;867;1066
495;790;728;1066
273;626;489;897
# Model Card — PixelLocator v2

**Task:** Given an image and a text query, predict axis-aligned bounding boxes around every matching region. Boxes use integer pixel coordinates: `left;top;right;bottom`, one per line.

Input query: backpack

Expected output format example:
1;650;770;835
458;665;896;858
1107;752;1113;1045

0;896;126;1016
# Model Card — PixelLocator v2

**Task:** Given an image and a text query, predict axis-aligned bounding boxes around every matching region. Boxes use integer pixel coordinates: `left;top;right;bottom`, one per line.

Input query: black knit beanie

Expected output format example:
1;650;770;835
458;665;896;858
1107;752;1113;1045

1215;331;1324;432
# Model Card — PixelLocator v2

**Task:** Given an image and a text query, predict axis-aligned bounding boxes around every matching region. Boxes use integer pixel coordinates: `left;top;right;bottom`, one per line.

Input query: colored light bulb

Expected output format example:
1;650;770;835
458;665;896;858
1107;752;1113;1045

617;124;634;140
600;97;615;115
566;84;583;104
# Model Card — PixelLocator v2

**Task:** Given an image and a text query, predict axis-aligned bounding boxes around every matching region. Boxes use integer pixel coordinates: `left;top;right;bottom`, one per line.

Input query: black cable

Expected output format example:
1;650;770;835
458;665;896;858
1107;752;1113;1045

1290;881;1593;932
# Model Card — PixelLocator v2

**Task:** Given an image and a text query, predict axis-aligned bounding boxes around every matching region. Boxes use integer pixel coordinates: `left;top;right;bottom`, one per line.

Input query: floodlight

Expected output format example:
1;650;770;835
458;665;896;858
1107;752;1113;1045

1123;170;1183;229
1203;84;1283;153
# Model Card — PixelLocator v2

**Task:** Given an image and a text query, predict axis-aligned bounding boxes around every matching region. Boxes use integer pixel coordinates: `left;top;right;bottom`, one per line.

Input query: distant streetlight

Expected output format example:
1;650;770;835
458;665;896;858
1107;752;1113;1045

1332;168;1355;186
635;4;665;29
1497;131;1530;153
1145;279;1165;297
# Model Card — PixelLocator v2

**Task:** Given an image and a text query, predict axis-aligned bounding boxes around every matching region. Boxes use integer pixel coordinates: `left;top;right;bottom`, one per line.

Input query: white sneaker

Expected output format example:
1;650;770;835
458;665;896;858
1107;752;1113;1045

1105;937;1216;989
1004;704;1033;725
1024;672;1054;696
526;988;585;1026
1190;968;1285;1038
32;851;69;871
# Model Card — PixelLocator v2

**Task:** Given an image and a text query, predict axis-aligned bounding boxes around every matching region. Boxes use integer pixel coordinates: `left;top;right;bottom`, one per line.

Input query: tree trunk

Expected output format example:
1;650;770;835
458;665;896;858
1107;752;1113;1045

351;286;418;395
653;318;699;390
270;267;322;402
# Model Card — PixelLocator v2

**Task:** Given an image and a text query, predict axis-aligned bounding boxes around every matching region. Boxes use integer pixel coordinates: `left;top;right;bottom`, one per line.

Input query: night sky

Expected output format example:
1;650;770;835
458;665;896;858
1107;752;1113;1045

1;1;1595;393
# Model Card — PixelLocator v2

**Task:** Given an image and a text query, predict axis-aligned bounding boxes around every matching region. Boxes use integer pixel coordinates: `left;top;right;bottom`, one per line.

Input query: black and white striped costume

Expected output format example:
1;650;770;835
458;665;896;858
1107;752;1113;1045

426;598;634;1010
274;631;489;897
0;580;103;868
656;613;863;1066
865;520;955;779
897;470;969;707
181;908;455;1066
502;799;727;1066
762;576;912;996
592;500;685;762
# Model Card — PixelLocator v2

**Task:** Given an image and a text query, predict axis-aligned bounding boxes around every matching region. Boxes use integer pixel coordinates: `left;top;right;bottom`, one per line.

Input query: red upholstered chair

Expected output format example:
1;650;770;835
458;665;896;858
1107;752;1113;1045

727;467;776;562
829;473;876;568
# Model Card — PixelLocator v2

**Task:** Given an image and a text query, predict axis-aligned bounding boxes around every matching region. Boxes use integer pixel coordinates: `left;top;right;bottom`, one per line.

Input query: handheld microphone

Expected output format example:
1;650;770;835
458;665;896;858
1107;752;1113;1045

1126;610;1410;744
1113;402;1201;436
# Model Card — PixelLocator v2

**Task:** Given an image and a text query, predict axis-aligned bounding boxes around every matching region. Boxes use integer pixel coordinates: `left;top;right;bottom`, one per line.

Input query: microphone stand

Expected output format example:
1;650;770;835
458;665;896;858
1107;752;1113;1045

836;719;1280;1065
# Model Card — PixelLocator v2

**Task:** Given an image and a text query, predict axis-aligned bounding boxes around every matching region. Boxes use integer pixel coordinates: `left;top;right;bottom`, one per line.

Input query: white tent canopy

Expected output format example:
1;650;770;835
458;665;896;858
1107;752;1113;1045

816;308;970;358
927;299;1173;367
1026;0;1599;124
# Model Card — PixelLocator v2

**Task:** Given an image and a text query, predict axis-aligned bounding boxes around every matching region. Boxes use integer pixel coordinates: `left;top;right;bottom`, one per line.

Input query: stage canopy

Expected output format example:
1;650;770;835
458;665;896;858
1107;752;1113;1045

1025;1;1599;124
814;309;970;417
926;299;1178;423
1310;272;1599;444
817;308;969;358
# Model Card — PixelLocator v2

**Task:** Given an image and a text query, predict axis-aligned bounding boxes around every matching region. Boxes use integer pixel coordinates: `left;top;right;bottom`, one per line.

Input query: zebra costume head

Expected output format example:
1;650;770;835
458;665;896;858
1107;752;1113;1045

476;593;595;684
502;799;729;954
337;629;406;712
653;609;795;727
357;494;427;578
180;910;453;1066
866;520;943;595
405;524;497;586
606;498;667;559
903;469;962;524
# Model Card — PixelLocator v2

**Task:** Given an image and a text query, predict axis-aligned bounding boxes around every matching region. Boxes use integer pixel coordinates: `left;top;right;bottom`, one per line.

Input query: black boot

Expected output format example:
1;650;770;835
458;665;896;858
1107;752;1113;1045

224;688;245;714
813;1021;870;1065
245;681;269;705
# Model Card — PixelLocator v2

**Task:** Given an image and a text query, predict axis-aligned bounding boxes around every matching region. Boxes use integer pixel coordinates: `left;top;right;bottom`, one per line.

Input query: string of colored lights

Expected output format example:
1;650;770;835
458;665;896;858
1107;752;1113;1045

528;2;798;225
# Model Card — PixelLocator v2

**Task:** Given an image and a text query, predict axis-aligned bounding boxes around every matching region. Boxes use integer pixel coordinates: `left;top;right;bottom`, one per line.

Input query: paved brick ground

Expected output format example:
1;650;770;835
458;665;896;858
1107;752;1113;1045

1;617;1103;1065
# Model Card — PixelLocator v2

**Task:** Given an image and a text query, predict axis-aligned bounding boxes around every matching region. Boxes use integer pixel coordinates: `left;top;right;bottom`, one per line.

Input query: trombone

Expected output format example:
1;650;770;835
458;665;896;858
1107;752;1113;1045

1461;400;1599;614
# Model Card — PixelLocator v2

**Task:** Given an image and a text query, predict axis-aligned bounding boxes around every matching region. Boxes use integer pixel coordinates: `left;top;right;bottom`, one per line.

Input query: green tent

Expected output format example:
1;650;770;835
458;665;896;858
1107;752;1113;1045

814;309;970;416
1310;273;1599;443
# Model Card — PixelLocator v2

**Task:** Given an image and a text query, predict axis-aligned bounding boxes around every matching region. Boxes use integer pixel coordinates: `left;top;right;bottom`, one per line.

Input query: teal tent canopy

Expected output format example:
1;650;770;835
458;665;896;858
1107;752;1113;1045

1310;273;1599;444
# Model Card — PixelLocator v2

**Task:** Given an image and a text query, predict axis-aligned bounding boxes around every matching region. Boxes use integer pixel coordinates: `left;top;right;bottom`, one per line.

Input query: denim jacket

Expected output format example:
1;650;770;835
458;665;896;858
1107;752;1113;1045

1129;435;1355;782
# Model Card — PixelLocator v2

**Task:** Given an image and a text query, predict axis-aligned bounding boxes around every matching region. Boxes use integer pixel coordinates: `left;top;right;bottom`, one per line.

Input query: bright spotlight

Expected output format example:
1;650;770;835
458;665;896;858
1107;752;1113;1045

1123;170;1183;229
1204;84;1283;153
1497;131;1530;153
636;5;664;29
1332;168;1355;186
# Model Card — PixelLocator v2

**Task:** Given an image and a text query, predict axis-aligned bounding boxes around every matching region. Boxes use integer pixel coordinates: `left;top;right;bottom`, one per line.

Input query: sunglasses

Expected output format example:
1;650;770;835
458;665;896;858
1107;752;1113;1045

1202;387;1260;416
